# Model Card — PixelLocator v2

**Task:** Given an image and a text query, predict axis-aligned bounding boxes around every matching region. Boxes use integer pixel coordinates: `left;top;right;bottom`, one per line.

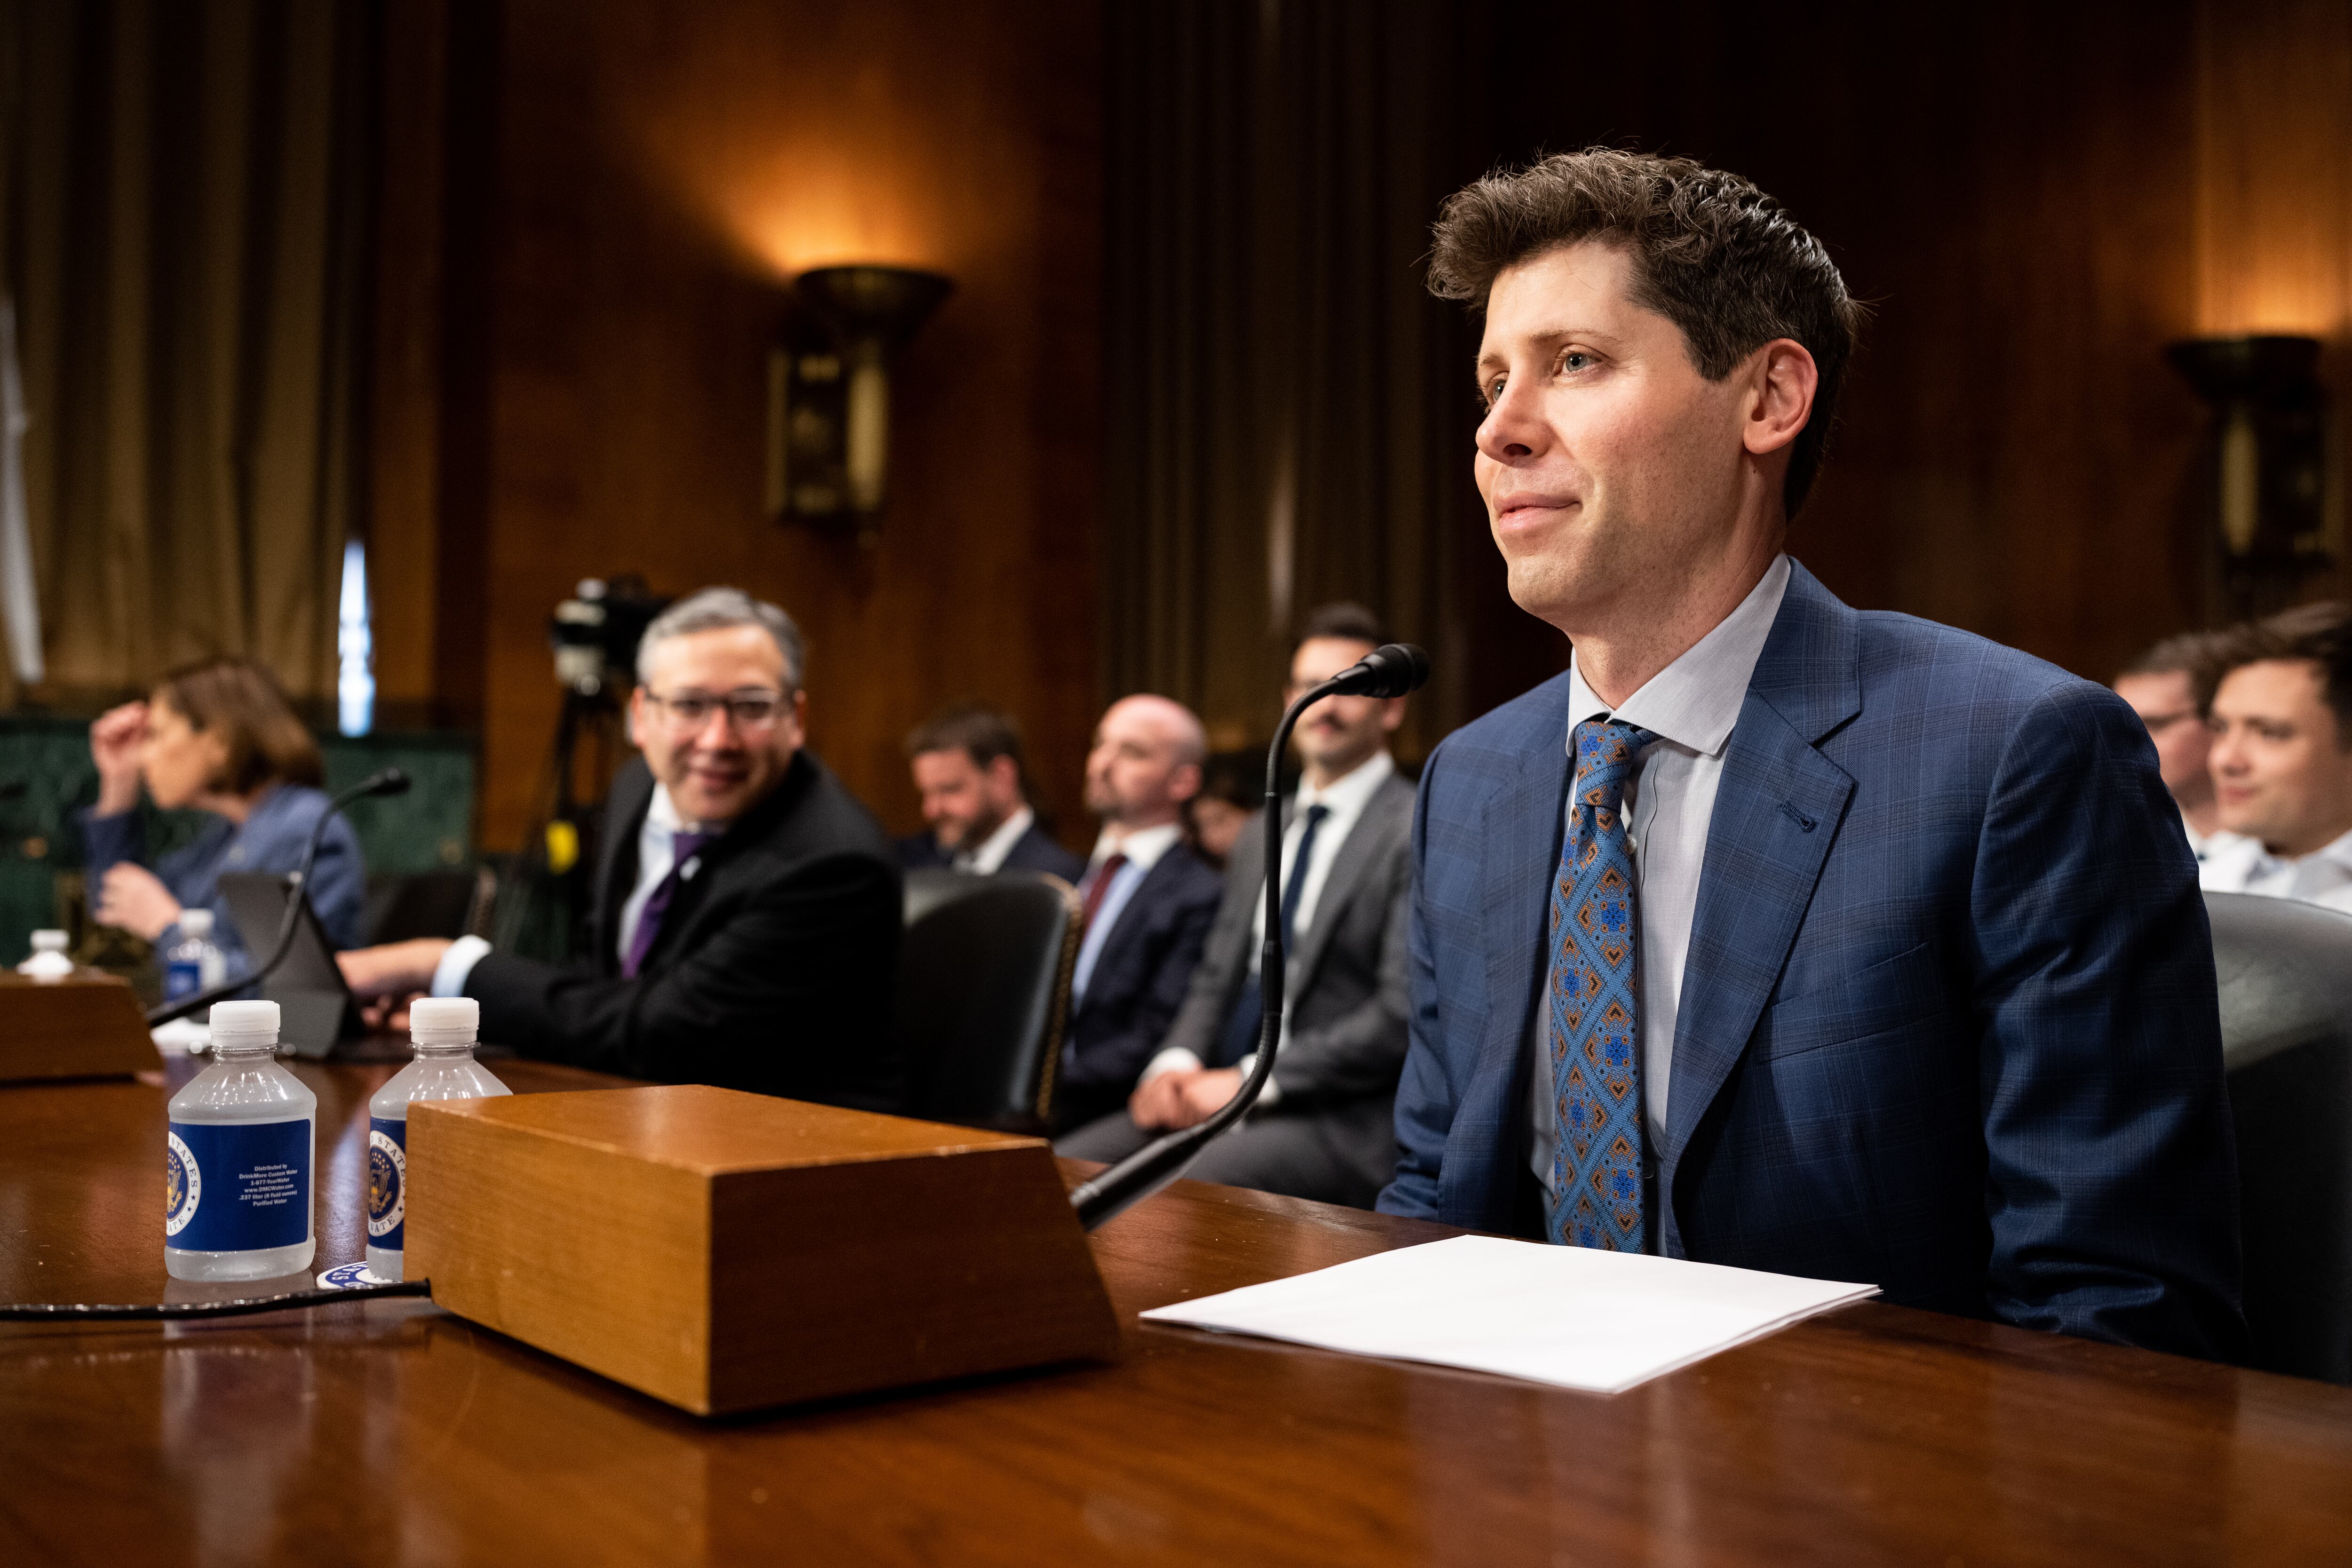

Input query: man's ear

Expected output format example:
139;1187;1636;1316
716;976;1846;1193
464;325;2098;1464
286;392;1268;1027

986;752;1022;797
626;685;648;748
1171;761;1203;805
1740;338;1818;460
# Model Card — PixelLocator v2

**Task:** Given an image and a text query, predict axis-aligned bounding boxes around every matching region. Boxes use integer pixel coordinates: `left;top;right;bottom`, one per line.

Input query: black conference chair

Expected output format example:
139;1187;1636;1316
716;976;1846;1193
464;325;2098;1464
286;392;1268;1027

2205;890;2352;1384
893;869;1083;1134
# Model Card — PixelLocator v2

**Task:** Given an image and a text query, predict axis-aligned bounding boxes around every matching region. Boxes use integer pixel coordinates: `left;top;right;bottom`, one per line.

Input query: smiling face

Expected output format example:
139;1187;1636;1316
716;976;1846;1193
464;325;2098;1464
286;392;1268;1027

628;625;805;826
1472;241;1788;642
2208;658;2352;856
912;747;1022;851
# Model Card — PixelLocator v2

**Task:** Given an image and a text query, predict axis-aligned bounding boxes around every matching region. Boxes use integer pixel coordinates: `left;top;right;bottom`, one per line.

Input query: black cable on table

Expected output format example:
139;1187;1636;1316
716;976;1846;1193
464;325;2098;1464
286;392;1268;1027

0;1278;432;1321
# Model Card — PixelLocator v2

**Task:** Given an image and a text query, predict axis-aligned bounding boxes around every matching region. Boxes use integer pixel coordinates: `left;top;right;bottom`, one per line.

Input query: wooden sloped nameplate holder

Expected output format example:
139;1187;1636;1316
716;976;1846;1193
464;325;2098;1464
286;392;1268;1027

405;1084;1121;1416
0;971;166;1084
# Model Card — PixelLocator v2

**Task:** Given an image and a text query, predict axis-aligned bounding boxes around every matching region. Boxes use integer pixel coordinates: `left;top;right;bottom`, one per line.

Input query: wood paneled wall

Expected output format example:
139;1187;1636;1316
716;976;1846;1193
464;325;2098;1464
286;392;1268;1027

1459;0;2352;703
371;0;1103;852
368;0;2352;851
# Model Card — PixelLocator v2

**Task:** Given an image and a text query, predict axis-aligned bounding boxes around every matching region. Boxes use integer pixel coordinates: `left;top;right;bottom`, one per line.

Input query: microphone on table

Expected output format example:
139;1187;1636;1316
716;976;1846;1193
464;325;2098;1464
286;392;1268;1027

1069;642;1431;1230
146;768;412;1027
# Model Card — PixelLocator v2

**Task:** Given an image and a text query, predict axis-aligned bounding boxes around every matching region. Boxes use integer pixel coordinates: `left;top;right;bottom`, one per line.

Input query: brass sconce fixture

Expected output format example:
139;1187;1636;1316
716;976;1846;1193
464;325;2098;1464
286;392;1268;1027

2165;335;2334;619
765;265;954;536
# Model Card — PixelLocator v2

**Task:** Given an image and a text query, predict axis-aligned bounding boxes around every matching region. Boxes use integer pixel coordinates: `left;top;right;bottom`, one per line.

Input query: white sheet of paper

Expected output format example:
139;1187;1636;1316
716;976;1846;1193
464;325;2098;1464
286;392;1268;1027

1140;1234;1878;1394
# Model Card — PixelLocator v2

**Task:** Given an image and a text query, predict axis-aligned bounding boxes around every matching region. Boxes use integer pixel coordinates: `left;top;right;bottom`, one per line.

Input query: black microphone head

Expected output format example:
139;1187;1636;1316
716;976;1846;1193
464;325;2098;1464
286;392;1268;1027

365;767;412;798
1335;642;1431;699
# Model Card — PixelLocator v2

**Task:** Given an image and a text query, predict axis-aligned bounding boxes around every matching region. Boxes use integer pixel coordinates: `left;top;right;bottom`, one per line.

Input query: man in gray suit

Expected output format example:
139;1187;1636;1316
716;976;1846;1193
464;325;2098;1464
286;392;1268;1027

1055;603;1415;1207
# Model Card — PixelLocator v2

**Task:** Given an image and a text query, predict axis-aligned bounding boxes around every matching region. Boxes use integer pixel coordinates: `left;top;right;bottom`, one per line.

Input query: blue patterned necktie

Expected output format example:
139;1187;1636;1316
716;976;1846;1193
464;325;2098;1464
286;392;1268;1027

1548;717;1657;1250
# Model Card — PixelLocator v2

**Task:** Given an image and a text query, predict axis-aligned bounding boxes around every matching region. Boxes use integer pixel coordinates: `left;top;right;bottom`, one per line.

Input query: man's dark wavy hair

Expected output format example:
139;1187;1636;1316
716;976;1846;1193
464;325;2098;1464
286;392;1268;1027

1428;148;1863;518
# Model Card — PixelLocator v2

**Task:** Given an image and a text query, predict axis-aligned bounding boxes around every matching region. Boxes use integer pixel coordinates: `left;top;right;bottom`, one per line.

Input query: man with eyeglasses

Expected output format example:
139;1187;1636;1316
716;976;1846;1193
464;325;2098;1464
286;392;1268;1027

2114;631;2228;860
339;587;903;1109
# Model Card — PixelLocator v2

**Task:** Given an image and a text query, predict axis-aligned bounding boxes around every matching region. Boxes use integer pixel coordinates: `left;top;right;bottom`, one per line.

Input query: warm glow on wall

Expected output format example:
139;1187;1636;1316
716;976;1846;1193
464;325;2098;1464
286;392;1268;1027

702;142;950;279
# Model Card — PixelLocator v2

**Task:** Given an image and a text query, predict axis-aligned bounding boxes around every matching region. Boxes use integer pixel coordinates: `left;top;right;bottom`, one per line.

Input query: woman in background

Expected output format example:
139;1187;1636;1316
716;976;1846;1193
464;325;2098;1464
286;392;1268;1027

81;658;364;978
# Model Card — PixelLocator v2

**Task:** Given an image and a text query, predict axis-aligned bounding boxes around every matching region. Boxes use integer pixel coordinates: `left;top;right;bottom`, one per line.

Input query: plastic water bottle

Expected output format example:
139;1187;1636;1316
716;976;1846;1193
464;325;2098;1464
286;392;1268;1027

17;930;73;980
366;997;509;1282
162;908;229;1007
165;1000;316;1281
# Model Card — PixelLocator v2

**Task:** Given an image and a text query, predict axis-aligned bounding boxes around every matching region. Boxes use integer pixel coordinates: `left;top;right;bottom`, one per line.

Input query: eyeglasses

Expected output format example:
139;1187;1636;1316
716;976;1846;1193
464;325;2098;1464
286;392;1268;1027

642;689;790;733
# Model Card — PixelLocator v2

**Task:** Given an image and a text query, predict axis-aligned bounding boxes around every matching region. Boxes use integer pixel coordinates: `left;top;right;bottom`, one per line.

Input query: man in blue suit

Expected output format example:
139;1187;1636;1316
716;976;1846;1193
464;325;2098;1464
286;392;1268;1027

1379;149;2243;1361
1054;694;1225;1131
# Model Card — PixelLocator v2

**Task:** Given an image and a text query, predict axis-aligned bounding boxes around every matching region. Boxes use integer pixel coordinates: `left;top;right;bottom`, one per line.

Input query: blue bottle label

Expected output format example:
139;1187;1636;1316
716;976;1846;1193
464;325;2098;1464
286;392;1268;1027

165;1119;311;1254
367;1116;407;1250
164;959;201;1002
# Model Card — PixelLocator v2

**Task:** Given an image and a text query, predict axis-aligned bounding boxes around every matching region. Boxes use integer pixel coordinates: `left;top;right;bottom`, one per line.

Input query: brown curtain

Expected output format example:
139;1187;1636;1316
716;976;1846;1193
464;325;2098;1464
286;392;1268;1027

1100;0;1496;757
0;0;374;709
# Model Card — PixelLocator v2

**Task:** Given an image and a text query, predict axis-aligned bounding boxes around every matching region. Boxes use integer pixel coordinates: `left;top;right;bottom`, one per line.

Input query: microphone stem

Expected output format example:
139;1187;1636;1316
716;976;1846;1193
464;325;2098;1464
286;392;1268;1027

1067;674;1343;1231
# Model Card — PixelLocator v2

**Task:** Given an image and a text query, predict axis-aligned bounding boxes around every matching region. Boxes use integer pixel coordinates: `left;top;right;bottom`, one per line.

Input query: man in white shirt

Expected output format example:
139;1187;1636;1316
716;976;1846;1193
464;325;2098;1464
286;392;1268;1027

2199;603;2352;915
1380;148;2240;1361
1052;695;1224;1130
898;701;1085;882
1057;604;1416;1207
2114;632;2228;860
338;588;902;1107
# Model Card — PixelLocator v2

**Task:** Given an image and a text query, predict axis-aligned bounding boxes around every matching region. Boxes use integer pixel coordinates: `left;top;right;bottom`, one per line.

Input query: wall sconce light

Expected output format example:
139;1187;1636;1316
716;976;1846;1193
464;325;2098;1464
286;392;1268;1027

2165;335;2334;617
765;265;954;536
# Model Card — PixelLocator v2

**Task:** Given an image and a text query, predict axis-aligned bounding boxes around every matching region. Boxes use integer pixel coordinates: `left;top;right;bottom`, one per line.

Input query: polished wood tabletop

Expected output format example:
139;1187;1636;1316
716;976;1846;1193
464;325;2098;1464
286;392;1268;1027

2;1055;2349;1566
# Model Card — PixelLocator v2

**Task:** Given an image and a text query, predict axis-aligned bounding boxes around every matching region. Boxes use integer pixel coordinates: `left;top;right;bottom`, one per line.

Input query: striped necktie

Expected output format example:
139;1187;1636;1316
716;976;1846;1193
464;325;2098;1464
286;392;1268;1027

1547;717;1656;1251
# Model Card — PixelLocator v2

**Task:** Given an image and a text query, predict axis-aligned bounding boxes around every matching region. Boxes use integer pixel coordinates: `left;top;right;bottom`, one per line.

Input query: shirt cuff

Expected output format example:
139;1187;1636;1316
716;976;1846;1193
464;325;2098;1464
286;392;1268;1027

1139;1046;1203;1085
431;935;493;998
1233;1052;1283;1109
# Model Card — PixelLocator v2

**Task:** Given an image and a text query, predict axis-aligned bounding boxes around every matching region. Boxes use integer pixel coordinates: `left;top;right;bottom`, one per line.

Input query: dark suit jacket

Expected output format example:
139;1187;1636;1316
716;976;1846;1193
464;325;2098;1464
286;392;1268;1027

1160;773;1414;1184
1057;842;1223;1118
469;751;903;1110
898;820;1085;883
1381;562;2245;1361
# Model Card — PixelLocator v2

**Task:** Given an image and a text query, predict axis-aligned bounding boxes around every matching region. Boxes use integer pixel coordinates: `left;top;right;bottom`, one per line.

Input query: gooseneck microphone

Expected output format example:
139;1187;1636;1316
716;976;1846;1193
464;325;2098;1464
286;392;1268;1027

1069;643;1431;1230
146;768;412;1027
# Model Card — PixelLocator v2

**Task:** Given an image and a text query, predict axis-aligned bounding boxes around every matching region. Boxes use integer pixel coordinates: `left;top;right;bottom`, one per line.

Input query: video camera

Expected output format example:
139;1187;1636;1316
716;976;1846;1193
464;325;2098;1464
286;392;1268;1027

548;576;669;696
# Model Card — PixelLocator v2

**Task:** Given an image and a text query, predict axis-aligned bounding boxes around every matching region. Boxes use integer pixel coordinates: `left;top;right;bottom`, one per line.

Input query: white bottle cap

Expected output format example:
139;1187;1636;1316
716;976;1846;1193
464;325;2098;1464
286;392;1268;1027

410;996;480;1045
178;908;214;938
208;999;281;1042
30;930;66;953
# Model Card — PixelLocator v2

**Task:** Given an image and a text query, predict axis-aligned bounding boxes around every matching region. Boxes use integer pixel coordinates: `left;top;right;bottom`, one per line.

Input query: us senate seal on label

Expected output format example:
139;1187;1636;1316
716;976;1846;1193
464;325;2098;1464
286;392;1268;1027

165;1130;201;1237
367;1127;406;1240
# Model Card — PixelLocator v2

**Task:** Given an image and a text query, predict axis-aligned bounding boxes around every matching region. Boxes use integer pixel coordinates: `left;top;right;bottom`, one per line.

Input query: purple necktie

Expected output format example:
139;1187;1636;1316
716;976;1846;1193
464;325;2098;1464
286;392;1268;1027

622;829;716;979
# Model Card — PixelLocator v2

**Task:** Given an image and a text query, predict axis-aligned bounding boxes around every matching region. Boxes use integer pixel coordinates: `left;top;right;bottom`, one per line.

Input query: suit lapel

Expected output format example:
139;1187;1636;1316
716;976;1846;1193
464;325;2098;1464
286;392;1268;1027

595;763;656;975
1661;563;1862;1182
1453;678;1581;1209
1090;849;1184;980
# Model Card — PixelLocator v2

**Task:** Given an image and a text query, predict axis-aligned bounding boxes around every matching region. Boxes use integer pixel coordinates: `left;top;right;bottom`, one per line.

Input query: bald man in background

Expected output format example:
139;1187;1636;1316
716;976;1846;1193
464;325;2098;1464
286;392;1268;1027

1053;695;1225;1131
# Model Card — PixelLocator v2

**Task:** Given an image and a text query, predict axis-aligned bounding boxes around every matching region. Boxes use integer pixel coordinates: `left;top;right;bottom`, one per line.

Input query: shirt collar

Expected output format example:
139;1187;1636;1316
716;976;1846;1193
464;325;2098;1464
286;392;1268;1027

646;783;723;838
1090;820;1183;873
2256;825;2352;876
1564;553;1793;756
960;805;1035;872
1298;748;1394;816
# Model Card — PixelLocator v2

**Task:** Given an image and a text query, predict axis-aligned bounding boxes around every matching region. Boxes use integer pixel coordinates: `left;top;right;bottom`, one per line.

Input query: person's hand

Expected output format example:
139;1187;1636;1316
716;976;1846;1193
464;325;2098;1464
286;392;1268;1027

88;701;149;815
359;993;421;1034
95;863;181;941
1128;1067;1194;1131
338;939;454;1002
1176;1067;1245;1125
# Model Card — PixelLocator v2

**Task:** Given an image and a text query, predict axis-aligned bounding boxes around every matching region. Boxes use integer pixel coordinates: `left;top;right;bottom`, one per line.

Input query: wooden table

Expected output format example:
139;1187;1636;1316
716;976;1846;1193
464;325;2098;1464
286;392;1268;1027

2;1057;2348;1566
